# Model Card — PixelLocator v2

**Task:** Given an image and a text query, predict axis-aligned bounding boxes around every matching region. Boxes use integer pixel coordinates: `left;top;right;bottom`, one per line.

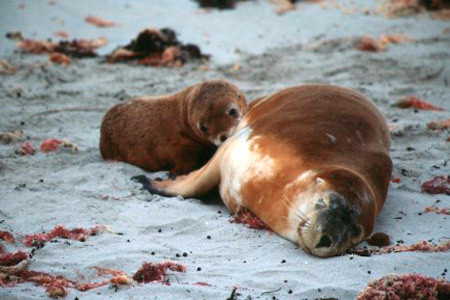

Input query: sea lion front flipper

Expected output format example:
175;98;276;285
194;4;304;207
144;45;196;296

135;141;228;198
131;175;174;197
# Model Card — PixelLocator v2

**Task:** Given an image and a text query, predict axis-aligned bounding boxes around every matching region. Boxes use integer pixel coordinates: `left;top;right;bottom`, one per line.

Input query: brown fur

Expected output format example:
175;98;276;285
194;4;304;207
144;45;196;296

100;80;247;174
145;84;392;257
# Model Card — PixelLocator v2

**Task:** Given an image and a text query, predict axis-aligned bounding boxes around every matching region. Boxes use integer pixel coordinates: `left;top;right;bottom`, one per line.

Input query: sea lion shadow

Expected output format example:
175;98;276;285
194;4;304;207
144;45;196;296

198;188;223;206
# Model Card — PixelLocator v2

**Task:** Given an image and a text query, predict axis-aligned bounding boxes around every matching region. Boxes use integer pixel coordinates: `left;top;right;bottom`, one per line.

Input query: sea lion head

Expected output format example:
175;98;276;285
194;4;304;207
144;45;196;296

187;80;247;146
294;169;373;257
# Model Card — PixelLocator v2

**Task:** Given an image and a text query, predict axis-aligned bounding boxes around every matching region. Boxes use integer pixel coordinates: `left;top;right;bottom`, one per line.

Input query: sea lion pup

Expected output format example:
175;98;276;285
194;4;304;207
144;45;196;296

133;84;392;257
100;80;247;175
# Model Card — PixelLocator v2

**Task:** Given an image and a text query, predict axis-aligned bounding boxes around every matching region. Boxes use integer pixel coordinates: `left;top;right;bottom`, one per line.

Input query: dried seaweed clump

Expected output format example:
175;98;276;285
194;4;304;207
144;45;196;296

15;141;36;156
350;240;450;256
421;175;450;195
381;0;450;17
428;118;450;130
0;130;24;144
424;206;450;215
22;225;108;247
230;208;271;231
85;15;116;27
40;139;79;153
355;34;413;52
0;228;137;298
392;96;445;111
0;231;15;243
0;60;17;75
132;261;186;285
0;229;186;297
0;251;28;268
357;273;450;300
107;28;208;67
15;36;107;58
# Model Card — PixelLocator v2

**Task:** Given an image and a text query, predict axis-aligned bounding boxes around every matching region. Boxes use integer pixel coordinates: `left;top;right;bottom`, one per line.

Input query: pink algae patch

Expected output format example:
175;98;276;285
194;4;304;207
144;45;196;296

0;251;28;267
350;240;450;256
132;261;186;285
85;16;117;28
424;206;450;215
421;176;450;195
0;231;15;243
194;281;211;286
428;118;450;130
393;96;445;111
40;138;63;152
358;273;450;300
16;142;36;155
230;208;271;231
22;225;108;247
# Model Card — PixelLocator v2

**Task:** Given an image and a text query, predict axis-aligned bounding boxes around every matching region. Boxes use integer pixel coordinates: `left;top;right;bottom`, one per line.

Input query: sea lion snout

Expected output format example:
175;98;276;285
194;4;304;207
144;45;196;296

298;192;364;257
189;81;247;147
207;104;245;146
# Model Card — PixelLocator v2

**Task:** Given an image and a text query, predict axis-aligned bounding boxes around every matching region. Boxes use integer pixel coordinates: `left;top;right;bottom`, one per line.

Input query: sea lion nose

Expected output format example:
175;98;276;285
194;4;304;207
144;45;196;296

315;235;332;248
220;135;227;142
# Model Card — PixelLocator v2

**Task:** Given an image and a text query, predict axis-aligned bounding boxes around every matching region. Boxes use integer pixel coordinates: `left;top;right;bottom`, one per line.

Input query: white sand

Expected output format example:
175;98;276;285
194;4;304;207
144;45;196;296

1;0;449;299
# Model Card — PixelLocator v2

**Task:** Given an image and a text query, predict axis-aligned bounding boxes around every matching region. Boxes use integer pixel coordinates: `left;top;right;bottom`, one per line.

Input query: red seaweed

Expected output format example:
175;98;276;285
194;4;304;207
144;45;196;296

381;0;450;17
391;178;401;183
23;225;107;247
427;118;450;130
49;53;71;66
421;175;450;195
0;251;28;267
1;261;131;297
350;240;450;256
393;96;445;111
54;31;69;39
358;273;450;300
132;261;186;284
17;37;107;58
0;231;15;243
85;16;117;28
40;138;63;153
230;208;271;231
424;206;450;215
16;141;36;156
356;36;385;52
194;281;211;286
92;266;126;277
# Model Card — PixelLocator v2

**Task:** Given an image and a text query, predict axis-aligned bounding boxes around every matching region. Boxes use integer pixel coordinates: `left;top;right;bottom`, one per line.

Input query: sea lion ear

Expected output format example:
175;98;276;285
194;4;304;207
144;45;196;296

131;175;174;197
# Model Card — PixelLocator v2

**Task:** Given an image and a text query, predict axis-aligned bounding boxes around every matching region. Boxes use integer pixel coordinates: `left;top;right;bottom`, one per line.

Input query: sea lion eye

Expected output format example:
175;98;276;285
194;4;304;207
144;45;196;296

228;108;239;118
199;124;208;133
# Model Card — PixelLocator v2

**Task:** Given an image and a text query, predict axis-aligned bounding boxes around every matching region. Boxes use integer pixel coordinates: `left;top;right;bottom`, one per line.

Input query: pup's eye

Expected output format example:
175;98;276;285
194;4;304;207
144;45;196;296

227;108;239;118
200;124;208;133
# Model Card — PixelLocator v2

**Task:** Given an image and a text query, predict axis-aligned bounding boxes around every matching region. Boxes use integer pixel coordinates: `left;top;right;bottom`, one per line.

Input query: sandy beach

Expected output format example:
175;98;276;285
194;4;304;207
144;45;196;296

1;0;449;299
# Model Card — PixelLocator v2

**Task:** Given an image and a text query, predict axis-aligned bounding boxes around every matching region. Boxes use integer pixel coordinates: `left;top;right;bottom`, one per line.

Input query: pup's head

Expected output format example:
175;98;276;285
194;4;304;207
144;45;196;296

188;80;247;146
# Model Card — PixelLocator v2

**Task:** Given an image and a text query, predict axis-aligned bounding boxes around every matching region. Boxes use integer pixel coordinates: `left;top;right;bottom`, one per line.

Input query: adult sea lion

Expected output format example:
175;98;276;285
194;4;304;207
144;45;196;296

134;84;392;257
100;80;247;175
